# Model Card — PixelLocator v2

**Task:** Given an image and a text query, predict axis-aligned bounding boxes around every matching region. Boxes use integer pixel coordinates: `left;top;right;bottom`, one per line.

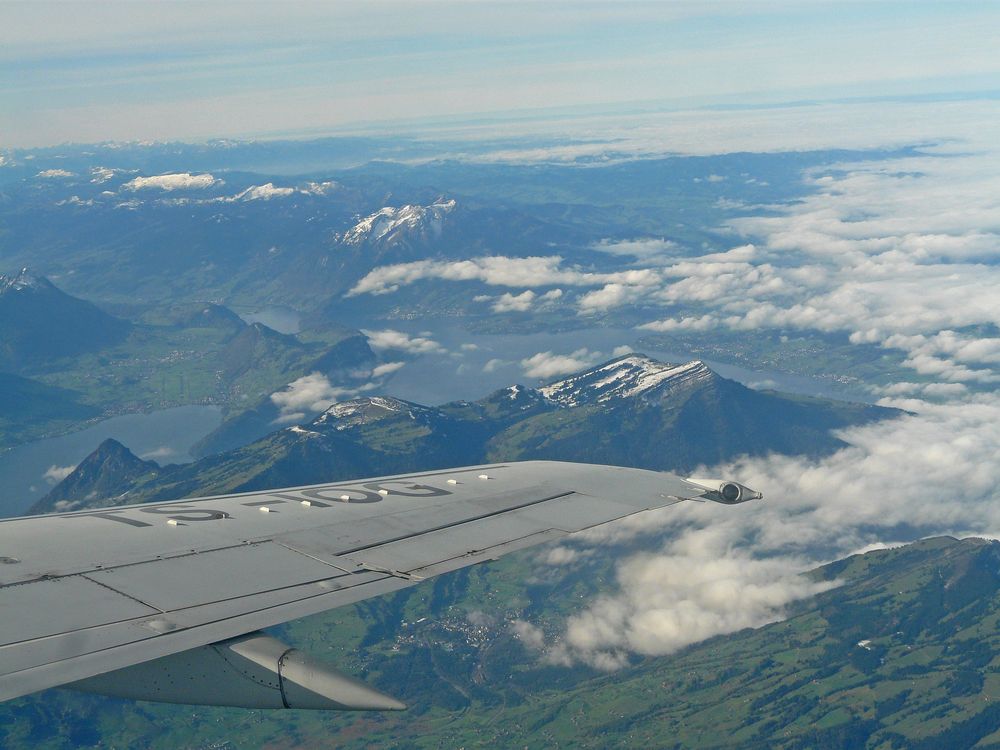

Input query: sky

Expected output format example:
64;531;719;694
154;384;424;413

2;1;1000;147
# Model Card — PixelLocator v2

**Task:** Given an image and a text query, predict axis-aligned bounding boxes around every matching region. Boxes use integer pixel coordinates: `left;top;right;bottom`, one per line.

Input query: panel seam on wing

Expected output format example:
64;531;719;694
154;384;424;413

80;573;165;613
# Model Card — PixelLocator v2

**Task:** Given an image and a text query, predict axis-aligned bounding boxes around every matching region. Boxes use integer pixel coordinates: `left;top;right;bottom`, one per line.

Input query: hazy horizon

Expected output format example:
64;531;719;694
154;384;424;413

3;1;998;148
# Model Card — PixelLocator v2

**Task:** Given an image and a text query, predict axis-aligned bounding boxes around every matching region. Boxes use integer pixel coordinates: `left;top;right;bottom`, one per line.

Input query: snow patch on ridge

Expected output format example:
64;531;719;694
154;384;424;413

540;356;713;406
234;183;295;200
315;396;421;430
124;172;220;191
0;268;51;294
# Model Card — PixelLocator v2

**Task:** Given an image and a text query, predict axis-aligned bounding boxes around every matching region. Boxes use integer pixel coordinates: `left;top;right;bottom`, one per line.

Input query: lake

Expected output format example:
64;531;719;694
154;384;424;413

0;405;221;518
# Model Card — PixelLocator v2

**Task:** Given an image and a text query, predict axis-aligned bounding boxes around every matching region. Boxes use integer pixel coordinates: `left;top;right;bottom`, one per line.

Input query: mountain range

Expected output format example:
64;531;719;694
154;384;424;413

4;145;879;322
0;270;381;451
3;169;581;314
33;354;897;513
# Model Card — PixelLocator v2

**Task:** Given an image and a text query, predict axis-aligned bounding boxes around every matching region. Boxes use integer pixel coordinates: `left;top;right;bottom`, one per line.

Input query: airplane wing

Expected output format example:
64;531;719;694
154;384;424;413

0;460;759;710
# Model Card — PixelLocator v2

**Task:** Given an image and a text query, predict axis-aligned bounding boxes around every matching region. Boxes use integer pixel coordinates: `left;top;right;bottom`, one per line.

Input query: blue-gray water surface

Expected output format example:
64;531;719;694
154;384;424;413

0;405;221;518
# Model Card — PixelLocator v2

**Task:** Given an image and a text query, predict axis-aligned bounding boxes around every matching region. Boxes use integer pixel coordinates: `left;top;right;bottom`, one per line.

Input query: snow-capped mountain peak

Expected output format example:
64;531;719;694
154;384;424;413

233;183;295;201
0;268;52;295
313;396;429;430
342;198;456;245
539;355;714;406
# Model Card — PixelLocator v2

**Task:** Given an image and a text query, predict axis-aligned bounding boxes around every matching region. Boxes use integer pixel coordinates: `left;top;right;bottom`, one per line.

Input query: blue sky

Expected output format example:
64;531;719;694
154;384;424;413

2;1;999;147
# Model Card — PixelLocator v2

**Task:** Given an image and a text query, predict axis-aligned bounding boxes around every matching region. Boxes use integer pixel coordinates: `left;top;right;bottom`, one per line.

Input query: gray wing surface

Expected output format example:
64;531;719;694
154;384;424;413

0;460;708;702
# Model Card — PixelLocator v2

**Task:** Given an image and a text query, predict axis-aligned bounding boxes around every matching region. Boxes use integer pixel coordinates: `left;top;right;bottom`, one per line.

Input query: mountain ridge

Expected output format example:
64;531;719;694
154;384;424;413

340;198;457;247
0;269;131;371
38;438;161;512
539;355;716;405
32;355;898;514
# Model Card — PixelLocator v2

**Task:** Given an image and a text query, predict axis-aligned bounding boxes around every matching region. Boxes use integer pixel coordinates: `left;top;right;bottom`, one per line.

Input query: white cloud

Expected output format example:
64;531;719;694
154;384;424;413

521;348;604;379
36;168;75;178
139;446;178;461
492;290;536;313
460;101;1000;165
465;610;495;628
592;238;677;258
488;288;565;313
270;372;356;423
511;620;546;651
544;546;581;566
534;390;1000;668
52;499;82;511
878;332;1000;384
123;172;219;191
371;361;405;377
577;282;650;314
653;257;787;307
921;382;970;398
549;548;834;670
622;140;1000;385
356;243;771;318
698;244;757;263
42;464;76;484
638;314;720;332
362;329;445;354
348;255;660;297
482;358;507;373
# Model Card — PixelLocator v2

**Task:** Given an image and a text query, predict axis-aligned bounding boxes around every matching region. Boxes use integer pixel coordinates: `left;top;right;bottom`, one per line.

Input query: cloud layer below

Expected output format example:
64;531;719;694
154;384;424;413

352;108;1000;389
531;389;1000;669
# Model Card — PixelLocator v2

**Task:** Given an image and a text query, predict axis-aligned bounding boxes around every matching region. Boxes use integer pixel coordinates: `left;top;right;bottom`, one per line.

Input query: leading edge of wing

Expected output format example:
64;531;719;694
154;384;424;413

0;461;742;702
